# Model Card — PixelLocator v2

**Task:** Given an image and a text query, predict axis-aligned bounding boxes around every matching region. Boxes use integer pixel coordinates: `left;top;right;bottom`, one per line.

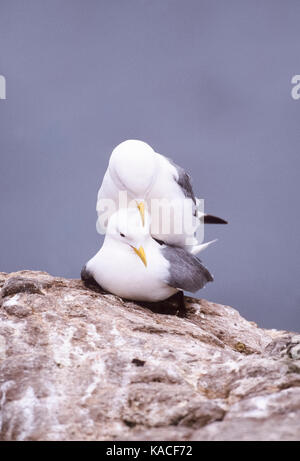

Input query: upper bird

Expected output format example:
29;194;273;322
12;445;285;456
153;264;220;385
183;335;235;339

82;207;213;306
96;140;227;253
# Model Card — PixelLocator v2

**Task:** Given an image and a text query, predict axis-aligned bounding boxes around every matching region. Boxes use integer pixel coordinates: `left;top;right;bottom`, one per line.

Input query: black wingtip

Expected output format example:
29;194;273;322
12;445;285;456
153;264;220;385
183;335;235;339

80;264;89;282
81;264;98;288
81;265;107;293
202;214;228;225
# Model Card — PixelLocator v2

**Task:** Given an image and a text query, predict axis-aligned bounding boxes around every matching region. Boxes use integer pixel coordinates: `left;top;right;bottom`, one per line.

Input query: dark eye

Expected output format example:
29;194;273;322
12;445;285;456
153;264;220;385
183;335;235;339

120;232;125;238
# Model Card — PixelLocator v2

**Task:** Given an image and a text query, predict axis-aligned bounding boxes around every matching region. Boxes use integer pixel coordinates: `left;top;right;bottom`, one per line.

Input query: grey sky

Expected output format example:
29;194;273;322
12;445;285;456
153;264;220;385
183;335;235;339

0;0;299;330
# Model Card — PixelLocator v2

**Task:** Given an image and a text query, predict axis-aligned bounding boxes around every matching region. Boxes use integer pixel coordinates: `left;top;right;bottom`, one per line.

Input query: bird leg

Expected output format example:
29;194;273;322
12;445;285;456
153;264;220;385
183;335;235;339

162;291;187;317
174;290;187;318
137;291;187;317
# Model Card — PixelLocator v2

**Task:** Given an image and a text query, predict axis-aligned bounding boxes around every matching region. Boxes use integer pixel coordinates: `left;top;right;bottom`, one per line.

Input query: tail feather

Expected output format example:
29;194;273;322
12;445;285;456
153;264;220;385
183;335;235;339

202;214;228;224
190;239;218;255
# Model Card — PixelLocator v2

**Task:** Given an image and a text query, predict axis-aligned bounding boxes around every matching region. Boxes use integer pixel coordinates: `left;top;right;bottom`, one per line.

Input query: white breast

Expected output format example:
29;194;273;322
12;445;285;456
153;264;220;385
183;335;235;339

87;239;177;302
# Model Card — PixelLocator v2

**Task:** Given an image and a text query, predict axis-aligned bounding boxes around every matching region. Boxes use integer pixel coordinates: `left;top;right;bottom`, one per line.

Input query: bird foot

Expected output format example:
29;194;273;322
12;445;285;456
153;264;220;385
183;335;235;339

173;291;187;318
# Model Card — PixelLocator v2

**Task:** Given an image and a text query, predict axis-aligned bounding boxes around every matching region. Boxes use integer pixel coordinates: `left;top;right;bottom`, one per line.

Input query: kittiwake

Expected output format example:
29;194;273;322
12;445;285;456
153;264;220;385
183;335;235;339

82;208;213;305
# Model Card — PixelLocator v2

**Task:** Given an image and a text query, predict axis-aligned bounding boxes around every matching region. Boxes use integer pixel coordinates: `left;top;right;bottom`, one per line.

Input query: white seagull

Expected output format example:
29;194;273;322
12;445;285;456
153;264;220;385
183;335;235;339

96;139;227;253
82;208;213;307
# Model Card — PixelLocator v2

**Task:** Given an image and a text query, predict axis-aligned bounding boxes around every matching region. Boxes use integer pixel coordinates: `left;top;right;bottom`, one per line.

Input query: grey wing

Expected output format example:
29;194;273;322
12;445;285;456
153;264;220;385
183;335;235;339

162;246;213;292
167;158;196;205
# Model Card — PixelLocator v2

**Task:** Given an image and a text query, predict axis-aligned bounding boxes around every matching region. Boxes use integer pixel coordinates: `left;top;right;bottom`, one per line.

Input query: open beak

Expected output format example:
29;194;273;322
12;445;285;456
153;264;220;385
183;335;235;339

133;246;147;267
137;201;145;226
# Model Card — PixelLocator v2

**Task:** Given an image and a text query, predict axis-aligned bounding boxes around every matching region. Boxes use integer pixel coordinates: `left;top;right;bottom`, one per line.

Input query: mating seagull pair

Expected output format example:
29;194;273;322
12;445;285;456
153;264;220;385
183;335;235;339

96;140;226;253
82;140;227;309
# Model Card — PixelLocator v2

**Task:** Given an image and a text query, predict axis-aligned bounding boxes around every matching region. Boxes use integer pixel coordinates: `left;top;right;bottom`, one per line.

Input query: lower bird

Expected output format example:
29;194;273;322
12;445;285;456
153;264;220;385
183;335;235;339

82;208;213;309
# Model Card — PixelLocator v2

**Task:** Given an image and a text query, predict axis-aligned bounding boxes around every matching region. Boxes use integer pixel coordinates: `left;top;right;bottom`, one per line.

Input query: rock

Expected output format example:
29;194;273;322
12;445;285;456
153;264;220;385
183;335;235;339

0;270;299;441
1;276;43;297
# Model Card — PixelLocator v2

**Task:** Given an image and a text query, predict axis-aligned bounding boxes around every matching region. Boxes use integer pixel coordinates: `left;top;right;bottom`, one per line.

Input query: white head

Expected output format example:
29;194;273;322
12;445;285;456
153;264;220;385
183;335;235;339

105;207;151;267
108;140;158;199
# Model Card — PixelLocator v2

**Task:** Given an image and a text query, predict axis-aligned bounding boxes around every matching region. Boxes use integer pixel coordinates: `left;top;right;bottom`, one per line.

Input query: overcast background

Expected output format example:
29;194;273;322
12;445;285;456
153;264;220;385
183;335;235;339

0;0;299;330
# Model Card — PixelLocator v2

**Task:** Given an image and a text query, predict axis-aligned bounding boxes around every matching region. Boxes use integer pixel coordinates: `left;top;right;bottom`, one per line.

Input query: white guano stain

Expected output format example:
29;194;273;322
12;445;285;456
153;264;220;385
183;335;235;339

49;326;76;367
0;381;15;433
242;395;269;418
81;360;105;404
2;294;20;307
0;318;25;341
79;323;106;403
15;386;39;441
111;320;127;348
107;320;132;418
63;294;75;303
0;335;6;360
0;381;15;407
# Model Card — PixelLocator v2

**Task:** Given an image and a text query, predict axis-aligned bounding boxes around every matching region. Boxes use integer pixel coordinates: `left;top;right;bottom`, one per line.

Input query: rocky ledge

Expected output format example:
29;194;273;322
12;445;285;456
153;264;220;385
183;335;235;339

0;270;299;441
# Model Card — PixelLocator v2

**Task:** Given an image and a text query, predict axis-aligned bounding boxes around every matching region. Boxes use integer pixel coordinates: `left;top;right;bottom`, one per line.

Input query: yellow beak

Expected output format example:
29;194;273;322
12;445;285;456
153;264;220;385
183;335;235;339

133;246;147;267
137;201;145;226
